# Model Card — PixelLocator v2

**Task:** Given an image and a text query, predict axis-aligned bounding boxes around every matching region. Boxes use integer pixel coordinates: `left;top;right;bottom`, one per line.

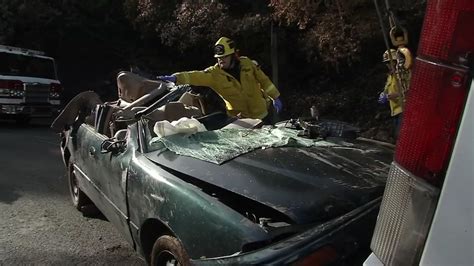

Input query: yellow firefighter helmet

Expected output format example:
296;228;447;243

214;37;236;58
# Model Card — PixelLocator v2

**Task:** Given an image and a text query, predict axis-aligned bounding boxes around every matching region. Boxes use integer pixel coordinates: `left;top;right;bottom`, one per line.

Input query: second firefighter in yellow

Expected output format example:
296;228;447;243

378;48;412;138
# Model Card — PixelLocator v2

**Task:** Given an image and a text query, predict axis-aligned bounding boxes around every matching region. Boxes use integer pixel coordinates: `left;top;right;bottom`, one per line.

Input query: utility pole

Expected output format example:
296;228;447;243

271;21;279;88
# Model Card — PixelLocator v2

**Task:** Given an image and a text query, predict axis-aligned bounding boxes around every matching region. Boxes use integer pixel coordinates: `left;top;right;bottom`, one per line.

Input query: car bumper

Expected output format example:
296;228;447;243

0;103;61;118
193;198;381;265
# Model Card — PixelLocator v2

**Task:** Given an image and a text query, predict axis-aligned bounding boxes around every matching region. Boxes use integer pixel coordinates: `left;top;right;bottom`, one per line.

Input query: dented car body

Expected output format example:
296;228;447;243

56;74;394;265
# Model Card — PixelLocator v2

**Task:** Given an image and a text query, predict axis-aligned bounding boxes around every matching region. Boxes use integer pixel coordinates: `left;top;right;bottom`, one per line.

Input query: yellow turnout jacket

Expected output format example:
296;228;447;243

174;56;280;119
384;74;405;116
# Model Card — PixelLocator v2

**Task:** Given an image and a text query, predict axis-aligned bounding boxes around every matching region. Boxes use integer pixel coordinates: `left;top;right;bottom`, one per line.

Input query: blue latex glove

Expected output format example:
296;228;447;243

157;75;177;83
378;92;388;104
273;98;283;113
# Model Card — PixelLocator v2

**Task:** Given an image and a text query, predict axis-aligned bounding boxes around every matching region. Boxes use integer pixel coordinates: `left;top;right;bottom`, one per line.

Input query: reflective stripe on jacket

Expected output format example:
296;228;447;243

174;56;280;119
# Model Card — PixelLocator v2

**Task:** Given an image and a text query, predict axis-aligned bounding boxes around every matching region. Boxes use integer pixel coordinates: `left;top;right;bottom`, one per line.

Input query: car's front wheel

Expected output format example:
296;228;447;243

68;162;90;210
151;235;190;266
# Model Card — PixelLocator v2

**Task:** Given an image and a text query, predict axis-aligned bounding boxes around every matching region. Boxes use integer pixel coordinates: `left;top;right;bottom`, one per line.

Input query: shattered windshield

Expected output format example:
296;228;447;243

0;52;57;79
143;115;339;164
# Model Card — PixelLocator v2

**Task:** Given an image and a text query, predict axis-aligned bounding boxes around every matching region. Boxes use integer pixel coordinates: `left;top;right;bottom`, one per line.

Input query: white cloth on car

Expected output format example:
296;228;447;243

154;117;207;138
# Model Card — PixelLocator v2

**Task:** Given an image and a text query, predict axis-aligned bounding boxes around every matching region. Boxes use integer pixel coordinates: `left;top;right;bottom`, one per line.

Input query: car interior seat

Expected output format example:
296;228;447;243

145;102;202;122
178;91;208;115
143;102;202;137
95;74;169;137
187;86;227;115
196;112;236;131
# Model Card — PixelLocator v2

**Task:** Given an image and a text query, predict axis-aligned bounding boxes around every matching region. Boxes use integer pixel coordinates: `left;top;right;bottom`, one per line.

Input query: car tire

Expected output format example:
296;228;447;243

67;162;90;211
150;235;190;266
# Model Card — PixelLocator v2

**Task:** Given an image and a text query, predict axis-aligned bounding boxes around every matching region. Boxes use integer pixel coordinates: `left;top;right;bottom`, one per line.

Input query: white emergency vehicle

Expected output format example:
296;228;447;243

365;0;473;265
0;45;62;123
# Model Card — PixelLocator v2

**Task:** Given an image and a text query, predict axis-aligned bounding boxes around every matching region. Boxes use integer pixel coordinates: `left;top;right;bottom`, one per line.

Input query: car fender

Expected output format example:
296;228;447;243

127;154;269;260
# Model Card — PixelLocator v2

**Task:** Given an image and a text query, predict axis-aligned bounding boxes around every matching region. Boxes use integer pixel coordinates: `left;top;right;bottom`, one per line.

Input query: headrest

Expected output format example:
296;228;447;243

117;71;162;102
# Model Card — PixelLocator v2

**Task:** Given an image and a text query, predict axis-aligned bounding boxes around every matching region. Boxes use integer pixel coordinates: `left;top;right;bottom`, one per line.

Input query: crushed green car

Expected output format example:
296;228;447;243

53;72;394;265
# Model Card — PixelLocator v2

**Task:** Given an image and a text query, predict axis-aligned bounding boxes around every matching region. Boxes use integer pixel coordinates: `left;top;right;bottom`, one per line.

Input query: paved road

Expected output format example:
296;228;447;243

0;119;145;265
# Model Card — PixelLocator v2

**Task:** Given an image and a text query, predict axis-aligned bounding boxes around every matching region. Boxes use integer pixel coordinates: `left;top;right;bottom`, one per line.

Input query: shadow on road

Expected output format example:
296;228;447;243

0;118;53;129
0;184;21;204
0;118;64;204
0;242;146;265
80;204;108;221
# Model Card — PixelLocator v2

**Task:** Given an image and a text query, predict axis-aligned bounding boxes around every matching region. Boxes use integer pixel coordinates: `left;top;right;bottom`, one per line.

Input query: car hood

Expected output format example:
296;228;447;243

145;137;393;224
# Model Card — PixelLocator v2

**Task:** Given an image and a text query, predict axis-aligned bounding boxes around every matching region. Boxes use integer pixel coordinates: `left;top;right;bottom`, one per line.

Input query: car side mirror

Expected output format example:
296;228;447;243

114;129;128;141
100;138;126;154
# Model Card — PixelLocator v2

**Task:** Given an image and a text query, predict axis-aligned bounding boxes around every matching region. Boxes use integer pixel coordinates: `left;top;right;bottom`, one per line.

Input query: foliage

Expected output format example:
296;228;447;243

0;0;60;49
1;0;137;59
270;0;377;71
0;0;426;140
124;0;271;59
269;0;425;71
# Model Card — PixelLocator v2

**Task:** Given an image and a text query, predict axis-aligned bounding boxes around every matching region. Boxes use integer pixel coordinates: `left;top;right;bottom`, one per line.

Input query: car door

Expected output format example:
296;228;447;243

73;124;109;199
90;126;134;245
74;110;134;245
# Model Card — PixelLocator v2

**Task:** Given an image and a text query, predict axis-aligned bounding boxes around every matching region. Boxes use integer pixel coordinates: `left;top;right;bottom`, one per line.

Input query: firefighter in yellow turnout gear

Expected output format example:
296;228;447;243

158;37;281;123
378;48;412;138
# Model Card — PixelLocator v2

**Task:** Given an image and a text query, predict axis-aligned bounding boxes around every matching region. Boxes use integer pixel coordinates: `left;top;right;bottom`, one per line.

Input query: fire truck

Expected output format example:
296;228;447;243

0;45;62;124
365;0;473;265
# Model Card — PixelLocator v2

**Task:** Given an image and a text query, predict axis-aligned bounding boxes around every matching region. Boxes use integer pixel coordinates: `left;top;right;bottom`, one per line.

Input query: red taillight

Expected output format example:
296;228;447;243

418;2;474;62
395;1;474;186
0;79;23;90
293;245;338;266
395;60;469;184
50;83;63;93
